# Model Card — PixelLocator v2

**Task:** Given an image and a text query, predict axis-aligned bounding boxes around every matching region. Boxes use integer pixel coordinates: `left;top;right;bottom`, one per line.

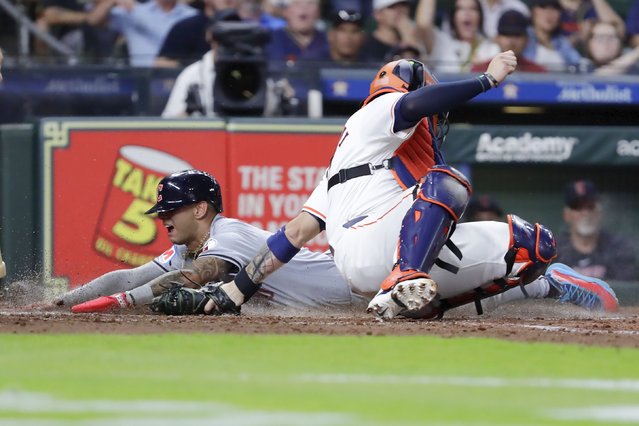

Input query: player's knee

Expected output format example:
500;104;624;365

506;214;557;284
416;165;471;221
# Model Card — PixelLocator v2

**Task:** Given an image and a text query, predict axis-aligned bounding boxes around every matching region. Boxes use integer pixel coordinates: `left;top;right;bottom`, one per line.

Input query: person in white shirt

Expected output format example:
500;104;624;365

416;0;499;73
479;0;530;39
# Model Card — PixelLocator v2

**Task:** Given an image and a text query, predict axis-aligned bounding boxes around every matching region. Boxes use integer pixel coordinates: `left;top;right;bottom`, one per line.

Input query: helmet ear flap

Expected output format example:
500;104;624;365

408;61;424;91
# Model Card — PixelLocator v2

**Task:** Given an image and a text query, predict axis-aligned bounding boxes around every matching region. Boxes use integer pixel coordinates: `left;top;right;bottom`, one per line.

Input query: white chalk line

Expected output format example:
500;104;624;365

0;390;351;426
2;390;639;425
291;374;639;392
518;324;639;336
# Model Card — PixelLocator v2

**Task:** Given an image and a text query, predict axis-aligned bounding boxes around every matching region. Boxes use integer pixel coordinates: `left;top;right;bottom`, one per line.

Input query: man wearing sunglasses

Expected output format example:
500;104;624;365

200;51;618;320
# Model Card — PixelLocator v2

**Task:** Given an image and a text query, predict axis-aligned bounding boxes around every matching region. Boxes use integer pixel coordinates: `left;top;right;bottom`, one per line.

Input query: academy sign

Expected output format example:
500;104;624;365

475;132;578;163
617;139;639;157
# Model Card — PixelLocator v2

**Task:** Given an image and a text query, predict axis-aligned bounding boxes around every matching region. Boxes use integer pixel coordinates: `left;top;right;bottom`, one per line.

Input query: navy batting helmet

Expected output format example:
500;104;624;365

145;170;223;214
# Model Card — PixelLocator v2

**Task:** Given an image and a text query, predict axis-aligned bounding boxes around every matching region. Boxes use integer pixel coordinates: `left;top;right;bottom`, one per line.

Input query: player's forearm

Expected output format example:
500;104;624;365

245;244;285;284
145;270;193;296
219;214;320;307
56;265;157;306
398;77;489;125
215;244;284;308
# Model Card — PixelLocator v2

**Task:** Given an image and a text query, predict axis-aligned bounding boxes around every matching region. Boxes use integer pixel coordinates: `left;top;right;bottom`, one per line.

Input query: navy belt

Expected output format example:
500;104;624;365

327;159;394;191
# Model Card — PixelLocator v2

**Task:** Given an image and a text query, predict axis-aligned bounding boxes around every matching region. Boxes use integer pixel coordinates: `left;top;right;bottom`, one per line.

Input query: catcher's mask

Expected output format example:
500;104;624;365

145;169;223;215
363;59;449;143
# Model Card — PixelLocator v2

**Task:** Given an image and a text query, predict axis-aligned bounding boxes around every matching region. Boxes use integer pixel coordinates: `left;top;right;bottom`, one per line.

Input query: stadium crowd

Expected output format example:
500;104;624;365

1;0;639;75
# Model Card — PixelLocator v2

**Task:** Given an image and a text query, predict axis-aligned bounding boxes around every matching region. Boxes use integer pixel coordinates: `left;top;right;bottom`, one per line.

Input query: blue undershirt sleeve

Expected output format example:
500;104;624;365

393;75;491;132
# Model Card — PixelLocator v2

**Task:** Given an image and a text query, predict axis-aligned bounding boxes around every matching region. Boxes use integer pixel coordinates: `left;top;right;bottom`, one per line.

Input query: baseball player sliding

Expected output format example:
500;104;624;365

194;51;618;320
61;170;356;314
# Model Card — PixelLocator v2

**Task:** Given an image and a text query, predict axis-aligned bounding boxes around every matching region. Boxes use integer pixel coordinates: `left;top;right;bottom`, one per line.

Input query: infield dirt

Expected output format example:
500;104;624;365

1;300;638;348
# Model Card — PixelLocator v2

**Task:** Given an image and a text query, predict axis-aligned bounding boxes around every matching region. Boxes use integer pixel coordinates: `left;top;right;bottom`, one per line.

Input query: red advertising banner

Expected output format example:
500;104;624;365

226;125;340;252
43;121;228;287
42;119;342;290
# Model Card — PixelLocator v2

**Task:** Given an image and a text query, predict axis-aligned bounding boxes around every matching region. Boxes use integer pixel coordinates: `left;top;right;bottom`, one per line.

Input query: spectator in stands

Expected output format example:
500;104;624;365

524;0;582;72
239;0;287;30
328;0;371;16
155;0;239;68
479;0;530;39
627;0;639;48
267;0;329;64
472;9;547;72
559;0;625;49
555;179;637;281
464;194;504;222
416;0;499;73
35;0;90;57
387;43;423;61
362;0;419;63
327;9;365;65
582;20;639;75
263;0;288;19
86;0;197;67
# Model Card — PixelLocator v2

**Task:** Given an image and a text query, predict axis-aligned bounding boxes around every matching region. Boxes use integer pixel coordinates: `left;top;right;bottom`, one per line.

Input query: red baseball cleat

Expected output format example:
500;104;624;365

71;293;131;313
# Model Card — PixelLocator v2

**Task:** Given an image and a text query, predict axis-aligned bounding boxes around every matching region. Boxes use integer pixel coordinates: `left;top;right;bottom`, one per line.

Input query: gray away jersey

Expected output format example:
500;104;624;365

153;215;354;309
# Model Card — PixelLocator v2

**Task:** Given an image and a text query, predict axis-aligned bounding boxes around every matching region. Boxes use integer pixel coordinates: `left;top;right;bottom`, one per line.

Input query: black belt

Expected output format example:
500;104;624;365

327;159;394;191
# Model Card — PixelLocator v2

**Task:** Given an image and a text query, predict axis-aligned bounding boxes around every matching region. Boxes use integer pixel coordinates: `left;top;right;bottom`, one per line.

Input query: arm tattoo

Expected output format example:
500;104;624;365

245;244;284;284
147;257;231;296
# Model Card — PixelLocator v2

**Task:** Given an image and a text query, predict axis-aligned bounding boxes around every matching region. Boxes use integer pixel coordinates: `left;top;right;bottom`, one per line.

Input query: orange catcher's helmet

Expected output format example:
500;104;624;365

363;59;438;106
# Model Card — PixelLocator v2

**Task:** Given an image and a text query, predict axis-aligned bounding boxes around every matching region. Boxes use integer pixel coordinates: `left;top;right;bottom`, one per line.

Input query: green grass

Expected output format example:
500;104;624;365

1;333;639;425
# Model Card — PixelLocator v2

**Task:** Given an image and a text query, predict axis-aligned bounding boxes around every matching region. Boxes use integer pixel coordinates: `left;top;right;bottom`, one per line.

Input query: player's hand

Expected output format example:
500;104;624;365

486;50;517;85
203;283;241;315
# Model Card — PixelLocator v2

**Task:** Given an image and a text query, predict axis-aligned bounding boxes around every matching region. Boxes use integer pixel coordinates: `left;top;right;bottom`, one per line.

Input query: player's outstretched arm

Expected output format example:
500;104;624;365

204;211;321;314
396;51;517;130
143;256;232;297
68;256;234;313
53;262;164;307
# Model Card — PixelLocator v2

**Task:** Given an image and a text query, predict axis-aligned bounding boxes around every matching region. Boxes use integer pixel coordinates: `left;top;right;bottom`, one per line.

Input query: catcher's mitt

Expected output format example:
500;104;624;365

150;282;241;316
150;283;209;315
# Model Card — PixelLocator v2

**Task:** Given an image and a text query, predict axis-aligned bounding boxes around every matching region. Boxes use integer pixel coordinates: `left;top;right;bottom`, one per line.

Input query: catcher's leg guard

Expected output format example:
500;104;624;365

404;214;557;319
369;166;471;320
382;165;471;289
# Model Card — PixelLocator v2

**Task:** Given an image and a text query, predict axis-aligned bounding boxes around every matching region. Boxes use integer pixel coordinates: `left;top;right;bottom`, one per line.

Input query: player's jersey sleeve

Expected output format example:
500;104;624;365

197;217;270;273
301;171;328;227
153;244;187;272
364;92;417;140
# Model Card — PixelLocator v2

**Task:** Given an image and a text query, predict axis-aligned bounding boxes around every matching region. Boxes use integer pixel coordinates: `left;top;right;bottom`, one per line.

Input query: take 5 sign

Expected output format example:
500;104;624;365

40;119;342;291
40;119;229;290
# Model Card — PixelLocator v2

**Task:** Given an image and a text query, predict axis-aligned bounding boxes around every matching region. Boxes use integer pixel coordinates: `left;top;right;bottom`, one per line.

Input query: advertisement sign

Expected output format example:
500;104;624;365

41;120;227;287
443;125;639;166
226;122;342;252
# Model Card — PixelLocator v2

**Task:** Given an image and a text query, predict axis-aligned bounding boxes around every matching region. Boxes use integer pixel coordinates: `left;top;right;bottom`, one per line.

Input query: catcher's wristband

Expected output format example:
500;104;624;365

267;226;300;263
234;268;261;300
477;73;498;92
